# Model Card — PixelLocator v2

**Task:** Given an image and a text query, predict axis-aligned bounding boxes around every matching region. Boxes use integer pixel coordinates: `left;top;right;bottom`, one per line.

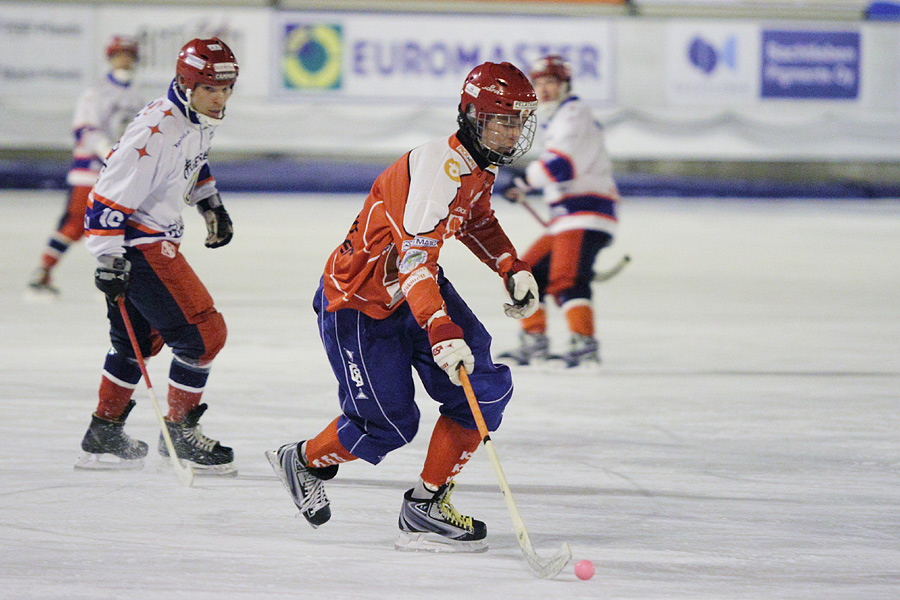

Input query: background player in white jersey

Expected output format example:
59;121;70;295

28;36;145;296
267;62;540;553
499;55;620;367
75;38;239;474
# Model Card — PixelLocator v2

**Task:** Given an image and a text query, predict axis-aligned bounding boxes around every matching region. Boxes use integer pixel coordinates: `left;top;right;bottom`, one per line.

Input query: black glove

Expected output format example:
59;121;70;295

197;194;233;248
94;255;131;300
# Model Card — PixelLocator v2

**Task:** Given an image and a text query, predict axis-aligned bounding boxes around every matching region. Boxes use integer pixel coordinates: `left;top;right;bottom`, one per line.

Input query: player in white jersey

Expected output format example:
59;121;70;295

74;38;239;474
499;55;620;367
28;36;146;296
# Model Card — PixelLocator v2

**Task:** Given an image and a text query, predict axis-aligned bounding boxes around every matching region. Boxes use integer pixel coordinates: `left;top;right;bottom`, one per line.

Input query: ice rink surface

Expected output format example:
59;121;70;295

2;191;898;599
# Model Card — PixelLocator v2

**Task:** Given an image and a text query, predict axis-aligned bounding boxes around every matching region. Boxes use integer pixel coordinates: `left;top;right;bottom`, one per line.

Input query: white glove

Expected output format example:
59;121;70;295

503;270;539;319
431;338;474;386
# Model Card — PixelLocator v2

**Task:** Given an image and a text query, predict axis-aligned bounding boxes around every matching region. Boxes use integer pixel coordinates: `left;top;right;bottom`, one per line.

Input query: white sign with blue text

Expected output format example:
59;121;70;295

271;12;616;105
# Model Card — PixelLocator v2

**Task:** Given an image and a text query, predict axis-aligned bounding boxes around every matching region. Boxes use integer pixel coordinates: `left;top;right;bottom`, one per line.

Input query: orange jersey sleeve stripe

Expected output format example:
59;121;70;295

88;191;135;215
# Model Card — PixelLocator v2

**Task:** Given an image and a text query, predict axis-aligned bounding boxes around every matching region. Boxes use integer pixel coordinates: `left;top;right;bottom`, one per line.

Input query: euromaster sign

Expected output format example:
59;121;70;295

271;12;616;104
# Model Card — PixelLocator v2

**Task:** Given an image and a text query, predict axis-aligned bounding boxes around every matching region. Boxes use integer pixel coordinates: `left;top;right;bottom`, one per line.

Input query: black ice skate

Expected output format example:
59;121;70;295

159;403;236;475
265;442;337;528
75;399;147;470
396;481;488;553
551;334;600;368
497;331;550;366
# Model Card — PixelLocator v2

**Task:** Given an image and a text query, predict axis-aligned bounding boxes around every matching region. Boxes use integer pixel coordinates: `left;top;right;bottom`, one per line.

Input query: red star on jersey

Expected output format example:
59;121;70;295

148;124;163;136
135;145;150;159
162;109;174;118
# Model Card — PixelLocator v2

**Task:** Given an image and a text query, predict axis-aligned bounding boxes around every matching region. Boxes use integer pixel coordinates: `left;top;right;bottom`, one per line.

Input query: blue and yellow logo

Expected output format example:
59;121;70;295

282;24;343;90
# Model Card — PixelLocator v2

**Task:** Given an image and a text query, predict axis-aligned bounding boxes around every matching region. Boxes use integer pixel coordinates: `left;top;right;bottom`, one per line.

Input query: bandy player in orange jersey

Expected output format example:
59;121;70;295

268;62;541;553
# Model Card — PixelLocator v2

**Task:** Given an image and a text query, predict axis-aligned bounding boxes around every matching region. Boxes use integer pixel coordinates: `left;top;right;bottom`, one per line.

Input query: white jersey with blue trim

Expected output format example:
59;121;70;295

84;81;220;258
524;95;619;236
68;72;146;187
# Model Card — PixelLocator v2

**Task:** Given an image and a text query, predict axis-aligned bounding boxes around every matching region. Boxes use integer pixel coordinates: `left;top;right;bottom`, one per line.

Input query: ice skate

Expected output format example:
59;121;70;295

265;441;337;528
25;268;60;301
395;481;488;553
550;334;600;368
497;331;550;366
159;403;236;475
75;399;147;470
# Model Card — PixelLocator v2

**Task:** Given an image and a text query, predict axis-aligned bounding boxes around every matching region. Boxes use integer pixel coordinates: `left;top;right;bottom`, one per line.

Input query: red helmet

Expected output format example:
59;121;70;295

176;37;239;90
528;55;572;84
458;62;538;165
460;62;538;119
106;35;139;61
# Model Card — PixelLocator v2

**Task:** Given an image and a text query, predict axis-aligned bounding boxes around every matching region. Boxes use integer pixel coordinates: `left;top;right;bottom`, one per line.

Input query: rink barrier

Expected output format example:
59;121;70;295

2;158;898;199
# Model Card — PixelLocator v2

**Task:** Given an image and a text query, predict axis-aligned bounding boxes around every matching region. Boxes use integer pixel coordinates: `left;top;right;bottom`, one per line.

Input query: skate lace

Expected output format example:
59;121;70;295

184;425;217;452
298;468;329;514
435;482;473;531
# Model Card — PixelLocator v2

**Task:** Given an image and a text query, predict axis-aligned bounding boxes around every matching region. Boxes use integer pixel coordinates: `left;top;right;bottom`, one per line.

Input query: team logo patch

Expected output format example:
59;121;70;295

401;236;439;252
161;241;177;258
444;158;461;182
398;249;428;274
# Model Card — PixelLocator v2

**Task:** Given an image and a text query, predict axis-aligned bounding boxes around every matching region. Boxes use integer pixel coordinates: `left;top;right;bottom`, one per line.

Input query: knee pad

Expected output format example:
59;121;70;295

197;311;227;363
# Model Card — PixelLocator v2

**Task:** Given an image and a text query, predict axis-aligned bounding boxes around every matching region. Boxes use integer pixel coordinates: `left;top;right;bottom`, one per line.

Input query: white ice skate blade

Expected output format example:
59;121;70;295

394;531;488;553
158;457;237;476
74;452;145;471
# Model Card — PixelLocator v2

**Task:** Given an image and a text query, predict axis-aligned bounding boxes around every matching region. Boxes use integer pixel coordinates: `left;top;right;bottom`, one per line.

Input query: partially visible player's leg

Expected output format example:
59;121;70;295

128;242;234;473
548;230;611;366
76;298;152;470
268;282;421;527
397;275;513;552
396;416;487;552
29;186;91;295
499;235;552;365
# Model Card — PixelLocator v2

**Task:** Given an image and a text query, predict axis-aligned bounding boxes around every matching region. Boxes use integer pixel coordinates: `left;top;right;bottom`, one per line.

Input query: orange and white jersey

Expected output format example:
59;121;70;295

67;73;146;187
324;133;520;328
84;81;220;258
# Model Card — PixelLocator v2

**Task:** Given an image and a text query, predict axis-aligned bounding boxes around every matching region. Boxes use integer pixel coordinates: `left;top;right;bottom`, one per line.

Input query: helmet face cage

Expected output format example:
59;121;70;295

459;62;538;165
176;38;239;91
472;110;537;165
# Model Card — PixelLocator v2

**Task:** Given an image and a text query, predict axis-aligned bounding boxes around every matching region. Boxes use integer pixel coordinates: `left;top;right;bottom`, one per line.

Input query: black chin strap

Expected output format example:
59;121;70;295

456;113;493;170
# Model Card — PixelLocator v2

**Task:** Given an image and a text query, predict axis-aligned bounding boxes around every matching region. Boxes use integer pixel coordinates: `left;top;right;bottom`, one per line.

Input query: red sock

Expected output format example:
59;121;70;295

420;415;482;488
564;302;594;337
521;307;546;335
167;386;202;422
96;376;134;421
305;417;358;468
